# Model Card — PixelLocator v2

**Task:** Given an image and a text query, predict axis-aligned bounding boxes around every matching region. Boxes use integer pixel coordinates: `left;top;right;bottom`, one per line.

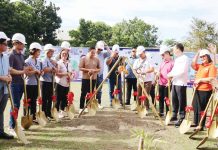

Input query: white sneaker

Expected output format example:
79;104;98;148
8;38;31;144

58;111;64;119
61;110;67;117
98;104;103;109
9;128;17;137
79;109;83;114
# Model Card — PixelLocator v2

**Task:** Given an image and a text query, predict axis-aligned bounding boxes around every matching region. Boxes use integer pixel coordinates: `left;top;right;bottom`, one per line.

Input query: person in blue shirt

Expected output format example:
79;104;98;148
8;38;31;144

125;48;138;105
0;31;14;139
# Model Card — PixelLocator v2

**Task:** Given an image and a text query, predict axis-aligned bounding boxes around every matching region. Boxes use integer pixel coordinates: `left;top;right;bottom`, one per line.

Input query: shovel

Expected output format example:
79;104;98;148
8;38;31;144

137;95;148;118
21;75;33;130
6;83;29;144
35;76;48;126
196;95;218;148
189;91;214;138
165;80;172;125
131;91;138;111
112;72;121;109
66;83;76;120
51;73;59;122
179;85;197;134
87;73;98;116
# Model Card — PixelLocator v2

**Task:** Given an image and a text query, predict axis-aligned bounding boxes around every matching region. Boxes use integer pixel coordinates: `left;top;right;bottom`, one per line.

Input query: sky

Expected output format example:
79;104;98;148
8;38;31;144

11;0;218;41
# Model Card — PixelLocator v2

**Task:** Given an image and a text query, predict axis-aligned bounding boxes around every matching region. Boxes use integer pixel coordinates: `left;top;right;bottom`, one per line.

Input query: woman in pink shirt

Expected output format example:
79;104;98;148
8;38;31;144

158;45;174;116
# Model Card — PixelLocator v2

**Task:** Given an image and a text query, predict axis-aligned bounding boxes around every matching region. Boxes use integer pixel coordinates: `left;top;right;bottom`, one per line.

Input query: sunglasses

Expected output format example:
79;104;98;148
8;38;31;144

132;51;136;52
98;48;103;51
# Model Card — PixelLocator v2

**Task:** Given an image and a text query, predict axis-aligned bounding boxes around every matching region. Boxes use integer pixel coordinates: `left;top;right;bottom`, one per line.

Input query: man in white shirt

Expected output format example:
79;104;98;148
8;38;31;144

167;43;189;127
133;46;154;110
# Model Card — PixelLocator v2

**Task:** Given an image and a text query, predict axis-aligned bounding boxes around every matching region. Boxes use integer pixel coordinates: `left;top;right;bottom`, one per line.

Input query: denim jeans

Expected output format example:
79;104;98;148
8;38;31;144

9;83;24;129
96;74;103;104
108;77;122;104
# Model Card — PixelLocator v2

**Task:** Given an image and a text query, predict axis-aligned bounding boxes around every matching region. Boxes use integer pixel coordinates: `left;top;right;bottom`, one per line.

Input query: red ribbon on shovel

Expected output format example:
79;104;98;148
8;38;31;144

37;97;43;105
67;92;74;104
133;91;138;96
85;92;94;100
112;89;120;96
139;95;147;102
155;95;160;101
164;97;170;106
51;95;57;102
215;107;218;115
185;106;193;112
10;107;18;120
206;116;213;128
23;98;31;107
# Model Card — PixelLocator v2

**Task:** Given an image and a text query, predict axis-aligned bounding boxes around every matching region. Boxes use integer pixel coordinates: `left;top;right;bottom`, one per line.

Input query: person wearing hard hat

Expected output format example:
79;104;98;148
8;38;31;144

125;48;138;105
191;49;217;130
106;44;122;106
55;41;71;61
157;45;174;117
79;46;101;113
40;44;57;119
133;46;154;111
0;31;14;139
167;43;189;127
8;33;31;136
95;41;111;109
25;42;42;123
55;46;73;119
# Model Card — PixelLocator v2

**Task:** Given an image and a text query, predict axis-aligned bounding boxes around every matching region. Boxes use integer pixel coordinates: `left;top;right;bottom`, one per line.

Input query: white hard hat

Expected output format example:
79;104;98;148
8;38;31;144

136;46;145;55
112;44;120;53
61;41;71;50
96;41;104;50
199;49;210;57
12;33;26;44
0;31;10;41
44;44;55;53
29;42;42;51
160;45;170;55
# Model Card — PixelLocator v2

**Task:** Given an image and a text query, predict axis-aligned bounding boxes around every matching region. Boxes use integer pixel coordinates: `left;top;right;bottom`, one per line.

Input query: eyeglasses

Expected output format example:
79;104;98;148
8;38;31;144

98;48;103;51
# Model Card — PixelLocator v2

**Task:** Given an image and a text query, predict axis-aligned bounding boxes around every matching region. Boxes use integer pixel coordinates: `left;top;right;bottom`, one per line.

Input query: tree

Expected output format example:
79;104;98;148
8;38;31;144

110;17;159;47
163;39;178;47
69;19;112;47
185;18;218;51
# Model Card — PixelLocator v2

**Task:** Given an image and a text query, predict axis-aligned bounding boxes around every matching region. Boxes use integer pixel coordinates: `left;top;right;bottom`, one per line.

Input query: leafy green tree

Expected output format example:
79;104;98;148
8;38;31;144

69;19;112;47
111;17;159;47
163;38;178;47
185;18;218;51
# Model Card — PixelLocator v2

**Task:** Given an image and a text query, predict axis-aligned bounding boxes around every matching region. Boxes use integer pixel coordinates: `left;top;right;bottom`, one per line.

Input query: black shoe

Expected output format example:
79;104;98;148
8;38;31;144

0;132;14;139
191;124;197;127
159;113;164;117
170;117;177;122
175;119;183;128
125;102;130;105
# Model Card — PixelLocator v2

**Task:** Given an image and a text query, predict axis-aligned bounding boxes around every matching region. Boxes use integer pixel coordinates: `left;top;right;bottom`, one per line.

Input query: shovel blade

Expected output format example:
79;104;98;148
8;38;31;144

21;115;33;130
112;98;120;110
15;125;30;144
138;107;147;118
208;121;218;138
131;101;137;111
67;105;75;120
165;111;172;125
87;108;96;116
51;107;59;122
36;111;47;127
179;119;192;134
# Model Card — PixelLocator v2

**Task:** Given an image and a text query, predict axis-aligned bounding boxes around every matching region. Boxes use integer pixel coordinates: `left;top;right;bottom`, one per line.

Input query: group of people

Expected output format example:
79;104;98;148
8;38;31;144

0;31;217;141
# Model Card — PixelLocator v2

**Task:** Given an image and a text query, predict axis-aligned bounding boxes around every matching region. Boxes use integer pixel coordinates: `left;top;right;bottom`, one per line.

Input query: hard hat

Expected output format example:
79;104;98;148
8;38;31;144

96;41;104;50
29;42;42;51
136;46;145;55
0;31;10;41
199;49;210;57
44;44;55;53
12;33;26;44
61;41;71;50
159;45;171;55
112;44;120;53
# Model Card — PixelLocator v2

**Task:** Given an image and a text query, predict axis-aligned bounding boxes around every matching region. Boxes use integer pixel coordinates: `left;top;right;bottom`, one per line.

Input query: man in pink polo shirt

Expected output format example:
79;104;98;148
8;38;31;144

158;45;174;116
